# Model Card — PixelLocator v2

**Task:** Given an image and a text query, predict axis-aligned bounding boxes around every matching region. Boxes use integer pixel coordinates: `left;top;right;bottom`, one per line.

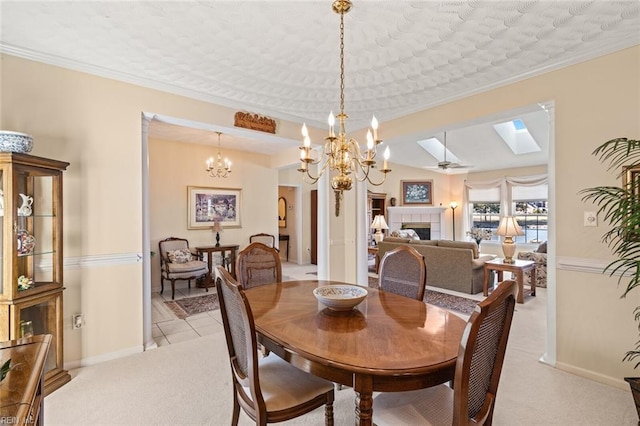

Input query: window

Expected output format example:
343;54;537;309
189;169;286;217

514;200;548;243
468;186;501;240
470;202;501;240
466;178;548;244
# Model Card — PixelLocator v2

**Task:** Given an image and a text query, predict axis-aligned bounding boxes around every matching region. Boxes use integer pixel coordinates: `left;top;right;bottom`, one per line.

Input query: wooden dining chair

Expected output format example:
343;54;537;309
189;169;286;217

236;242;282;289
249;233;279;251
377;245;427;300
373;279;518;426
215;266;335;426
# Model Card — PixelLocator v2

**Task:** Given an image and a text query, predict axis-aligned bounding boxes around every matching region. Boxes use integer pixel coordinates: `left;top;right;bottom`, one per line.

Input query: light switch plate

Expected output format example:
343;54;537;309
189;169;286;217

584;211;597;227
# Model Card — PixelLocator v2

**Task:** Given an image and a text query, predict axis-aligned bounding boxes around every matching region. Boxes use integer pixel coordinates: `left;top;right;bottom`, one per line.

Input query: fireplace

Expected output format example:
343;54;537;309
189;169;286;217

387;206;447;240
402;223;431;240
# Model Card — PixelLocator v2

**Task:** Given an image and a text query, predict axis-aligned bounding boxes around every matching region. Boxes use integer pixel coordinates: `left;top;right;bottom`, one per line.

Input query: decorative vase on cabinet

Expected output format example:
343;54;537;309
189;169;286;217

0;152;70;394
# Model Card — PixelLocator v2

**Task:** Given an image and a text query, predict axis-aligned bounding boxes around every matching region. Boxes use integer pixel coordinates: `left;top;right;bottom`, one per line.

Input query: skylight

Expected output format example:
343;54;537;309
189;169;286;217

416;137;461;164
493;119;541;155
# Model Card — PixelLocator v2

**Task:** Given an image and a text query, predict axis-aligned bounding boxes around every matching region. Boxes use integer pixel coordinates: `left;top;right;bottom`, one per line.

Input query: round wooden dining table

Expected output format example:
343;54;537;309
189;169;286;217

244;280;467;426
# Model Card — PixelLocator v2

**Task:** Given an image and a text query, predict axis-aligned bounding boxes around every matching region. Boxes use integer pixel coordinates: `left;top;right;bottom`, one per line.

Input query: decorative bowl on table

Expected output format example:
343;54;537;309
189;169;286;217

313;285;368;311
0;131;33;153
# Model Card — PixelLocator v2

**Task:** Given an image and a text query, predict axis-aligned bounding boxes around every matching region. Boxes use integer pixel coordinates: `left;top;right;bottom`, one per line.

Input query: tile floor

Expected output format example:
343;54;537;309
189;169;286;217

151;262;318;347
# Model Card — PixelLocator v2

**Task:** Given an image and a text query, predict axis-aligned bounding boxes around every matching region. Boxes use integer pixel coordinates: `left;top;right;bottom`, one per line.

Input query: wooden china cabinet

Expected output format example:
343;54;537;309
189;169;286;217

0;153;70;394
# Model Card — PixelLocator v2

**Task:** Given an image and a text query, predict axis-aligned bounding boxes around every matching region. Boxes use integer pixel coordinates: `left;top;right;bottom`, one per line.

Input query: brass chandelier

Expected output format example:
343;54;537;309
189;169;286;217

297;0;391;212
206;131;232;178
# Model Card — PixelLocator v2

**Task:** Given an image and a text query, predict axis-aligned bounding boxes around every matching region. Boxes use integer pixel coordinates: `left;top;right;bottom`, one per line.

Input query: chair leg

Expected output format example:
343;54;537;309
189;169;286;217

231;394;240;426
171;279;176;300
160;277;164;295
324;398;334;426
188;279;191;289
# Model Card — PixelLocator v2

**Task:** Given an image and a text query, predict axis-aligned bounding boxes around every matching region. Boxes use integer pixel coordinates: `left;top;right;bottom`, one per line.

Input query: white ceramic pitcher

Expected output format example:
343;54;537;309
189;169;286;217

18;193;33;217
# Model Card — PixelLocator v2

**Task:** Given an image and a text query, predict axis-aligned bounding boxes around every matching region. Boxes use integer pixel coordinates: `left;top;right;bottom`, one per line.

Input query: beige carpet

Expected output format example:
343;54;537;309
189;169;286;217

45;332;356;425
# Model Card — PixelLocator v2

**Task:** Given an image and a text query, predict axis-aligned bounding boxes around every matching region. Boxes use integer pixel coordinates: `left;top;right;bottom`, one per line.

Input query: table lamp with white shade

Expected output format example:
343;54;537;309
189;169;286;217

495;216;524;263
371;215;389;245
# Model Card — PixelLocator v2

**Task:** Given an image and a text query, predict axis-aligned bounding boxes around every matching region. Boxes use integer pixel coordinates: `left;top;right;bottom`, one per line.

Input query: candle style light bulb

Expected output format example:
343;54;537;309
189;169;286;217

383;146;390;170
371;116;379;141
302;123;309;138
366;130;374;151
304;135;311;148
328;112;335;137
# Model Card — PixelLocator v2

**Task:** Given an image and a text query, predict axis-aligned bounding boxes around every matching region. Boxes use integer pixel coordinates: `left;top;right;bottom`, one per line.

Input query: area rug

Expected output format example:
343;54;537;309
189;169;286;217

164;294;219;320
368;276;478;315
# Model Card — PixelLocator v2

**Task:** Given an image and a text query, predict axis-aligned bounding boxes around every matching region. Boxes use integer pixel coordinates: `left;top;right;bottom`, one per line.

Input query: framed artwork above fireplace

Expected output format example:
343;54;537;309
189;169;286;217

401;180;433;205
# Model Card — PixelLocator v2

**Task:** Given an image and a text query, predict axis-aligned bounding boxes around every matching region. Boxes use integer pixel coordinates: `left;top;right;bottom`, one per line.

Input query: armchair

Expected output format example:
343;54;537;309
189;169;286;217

517;241;547;288
158;237;209;299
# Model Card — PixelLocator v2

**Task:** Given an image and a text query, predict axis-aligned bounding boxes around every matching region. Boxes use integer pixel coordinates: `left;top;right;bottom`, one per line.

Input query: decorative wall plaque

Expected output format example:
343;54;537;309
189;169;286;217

234;112;276;134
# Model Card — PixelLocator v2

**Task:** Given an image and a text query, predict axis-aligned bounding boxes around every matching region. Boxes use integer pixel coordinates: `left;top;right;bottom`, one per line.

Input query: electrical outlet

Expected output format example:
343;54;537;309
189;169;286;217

584;211;597;227
72;314;84;329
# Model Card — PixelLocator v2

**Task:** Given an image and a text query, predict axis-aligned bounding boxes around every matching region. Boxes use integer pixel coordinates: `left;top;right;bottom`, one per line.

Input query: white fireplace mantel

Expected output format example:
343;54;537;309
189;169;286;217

387;206;448;240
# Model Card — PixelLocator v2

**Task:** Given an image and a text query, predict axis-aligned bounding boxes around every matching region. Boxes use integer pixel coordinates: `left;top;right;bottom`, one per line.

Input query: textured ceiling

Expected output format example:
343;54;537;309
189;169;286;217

1;1;639;172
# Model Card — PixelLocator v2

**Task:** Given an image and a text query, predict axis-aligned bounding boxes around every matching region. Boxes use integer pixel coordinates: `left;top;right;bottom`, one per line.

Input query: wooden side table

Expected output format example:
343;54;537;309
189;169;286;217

278;234;290;262
195;245;239;288
483;258;536;304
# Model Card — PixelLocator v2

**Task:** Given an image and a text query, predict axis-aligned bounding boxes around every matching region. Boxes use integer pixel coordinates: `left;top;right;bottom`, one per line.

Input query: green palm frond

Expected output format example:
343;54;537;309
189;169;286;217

592;138;640;177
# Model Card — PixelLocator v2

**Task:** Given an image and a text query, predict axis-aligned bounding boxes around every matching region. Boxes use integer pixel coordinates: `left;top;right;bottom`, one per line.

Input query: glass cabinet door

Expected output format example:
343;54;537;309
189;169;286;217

13;171;60;297
15;291;62;374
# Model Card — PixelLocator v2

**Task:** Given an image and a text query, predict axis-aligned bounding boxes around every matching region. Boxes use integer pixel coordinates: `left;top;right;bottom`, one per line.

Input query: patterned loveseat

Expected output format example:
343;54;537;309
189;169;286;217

517;241;547;288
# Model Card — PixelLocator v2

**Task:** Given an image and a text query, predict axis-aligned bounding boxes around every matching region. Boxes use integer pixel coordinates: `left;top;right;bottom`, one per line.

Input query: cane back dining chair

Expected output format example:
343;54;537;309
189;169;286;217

373;279;518;426
215;266;335;425
377;245;427;301
158;237;209;300
236;242;282;289
249;233;279;251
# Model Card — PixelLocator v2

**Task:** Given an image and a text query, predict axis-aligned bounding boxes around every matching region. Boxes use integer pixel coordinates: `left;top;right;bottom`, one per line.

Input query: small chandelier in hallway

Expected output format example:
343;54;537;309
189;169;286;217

206;132;231;178
297;0;391;214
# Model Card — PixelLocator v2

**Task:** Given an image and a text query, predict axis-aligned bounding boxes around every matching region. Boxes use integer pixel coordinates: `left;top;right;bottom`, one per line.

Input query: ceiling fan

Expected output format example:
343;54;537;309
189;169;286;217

429;132;474;171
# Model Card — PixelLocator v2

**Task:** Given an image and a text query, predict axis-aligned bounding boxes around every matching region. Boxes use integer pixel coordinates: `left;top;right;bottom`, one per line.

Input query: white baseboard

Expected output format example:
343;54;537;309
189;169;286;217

555;360;631;391
64;345;143;370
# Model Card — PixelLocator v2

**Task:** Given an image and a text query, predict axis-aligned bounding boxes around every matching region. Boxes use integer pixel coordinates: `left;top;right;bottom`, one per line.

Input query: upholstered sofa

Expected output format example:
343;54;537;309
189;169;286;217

517;241;547;288
377;237;496;294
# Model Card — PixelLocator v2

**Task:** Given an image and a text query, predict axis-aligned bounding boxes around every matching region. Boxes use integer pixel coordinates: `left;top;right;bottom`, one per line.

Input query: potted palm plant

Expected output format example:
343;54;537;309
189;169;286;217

580;137;640;417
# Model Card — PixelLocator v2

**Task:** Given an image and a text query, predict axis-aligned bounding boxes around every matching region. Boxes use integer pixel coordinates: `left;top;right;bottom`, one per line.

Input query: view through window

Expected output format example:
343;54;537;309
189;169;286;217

470;200;548;243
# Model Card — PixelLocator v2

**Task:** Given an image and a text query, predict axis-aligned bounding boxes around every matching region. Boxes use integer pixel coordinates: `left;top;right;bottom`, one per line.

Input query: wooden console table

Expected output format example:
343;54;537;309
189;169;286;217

483;258;536;304
195;244;239;288
0;334;51;426
278;234;290;262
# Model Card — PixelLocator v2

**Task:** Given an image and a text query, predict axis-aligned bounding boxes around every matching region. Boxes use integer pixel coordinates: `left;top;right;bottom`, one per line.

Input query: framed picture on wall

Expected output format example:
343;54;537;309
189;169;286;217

401;180;433;205
623;165;640;241
187;186;242;229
